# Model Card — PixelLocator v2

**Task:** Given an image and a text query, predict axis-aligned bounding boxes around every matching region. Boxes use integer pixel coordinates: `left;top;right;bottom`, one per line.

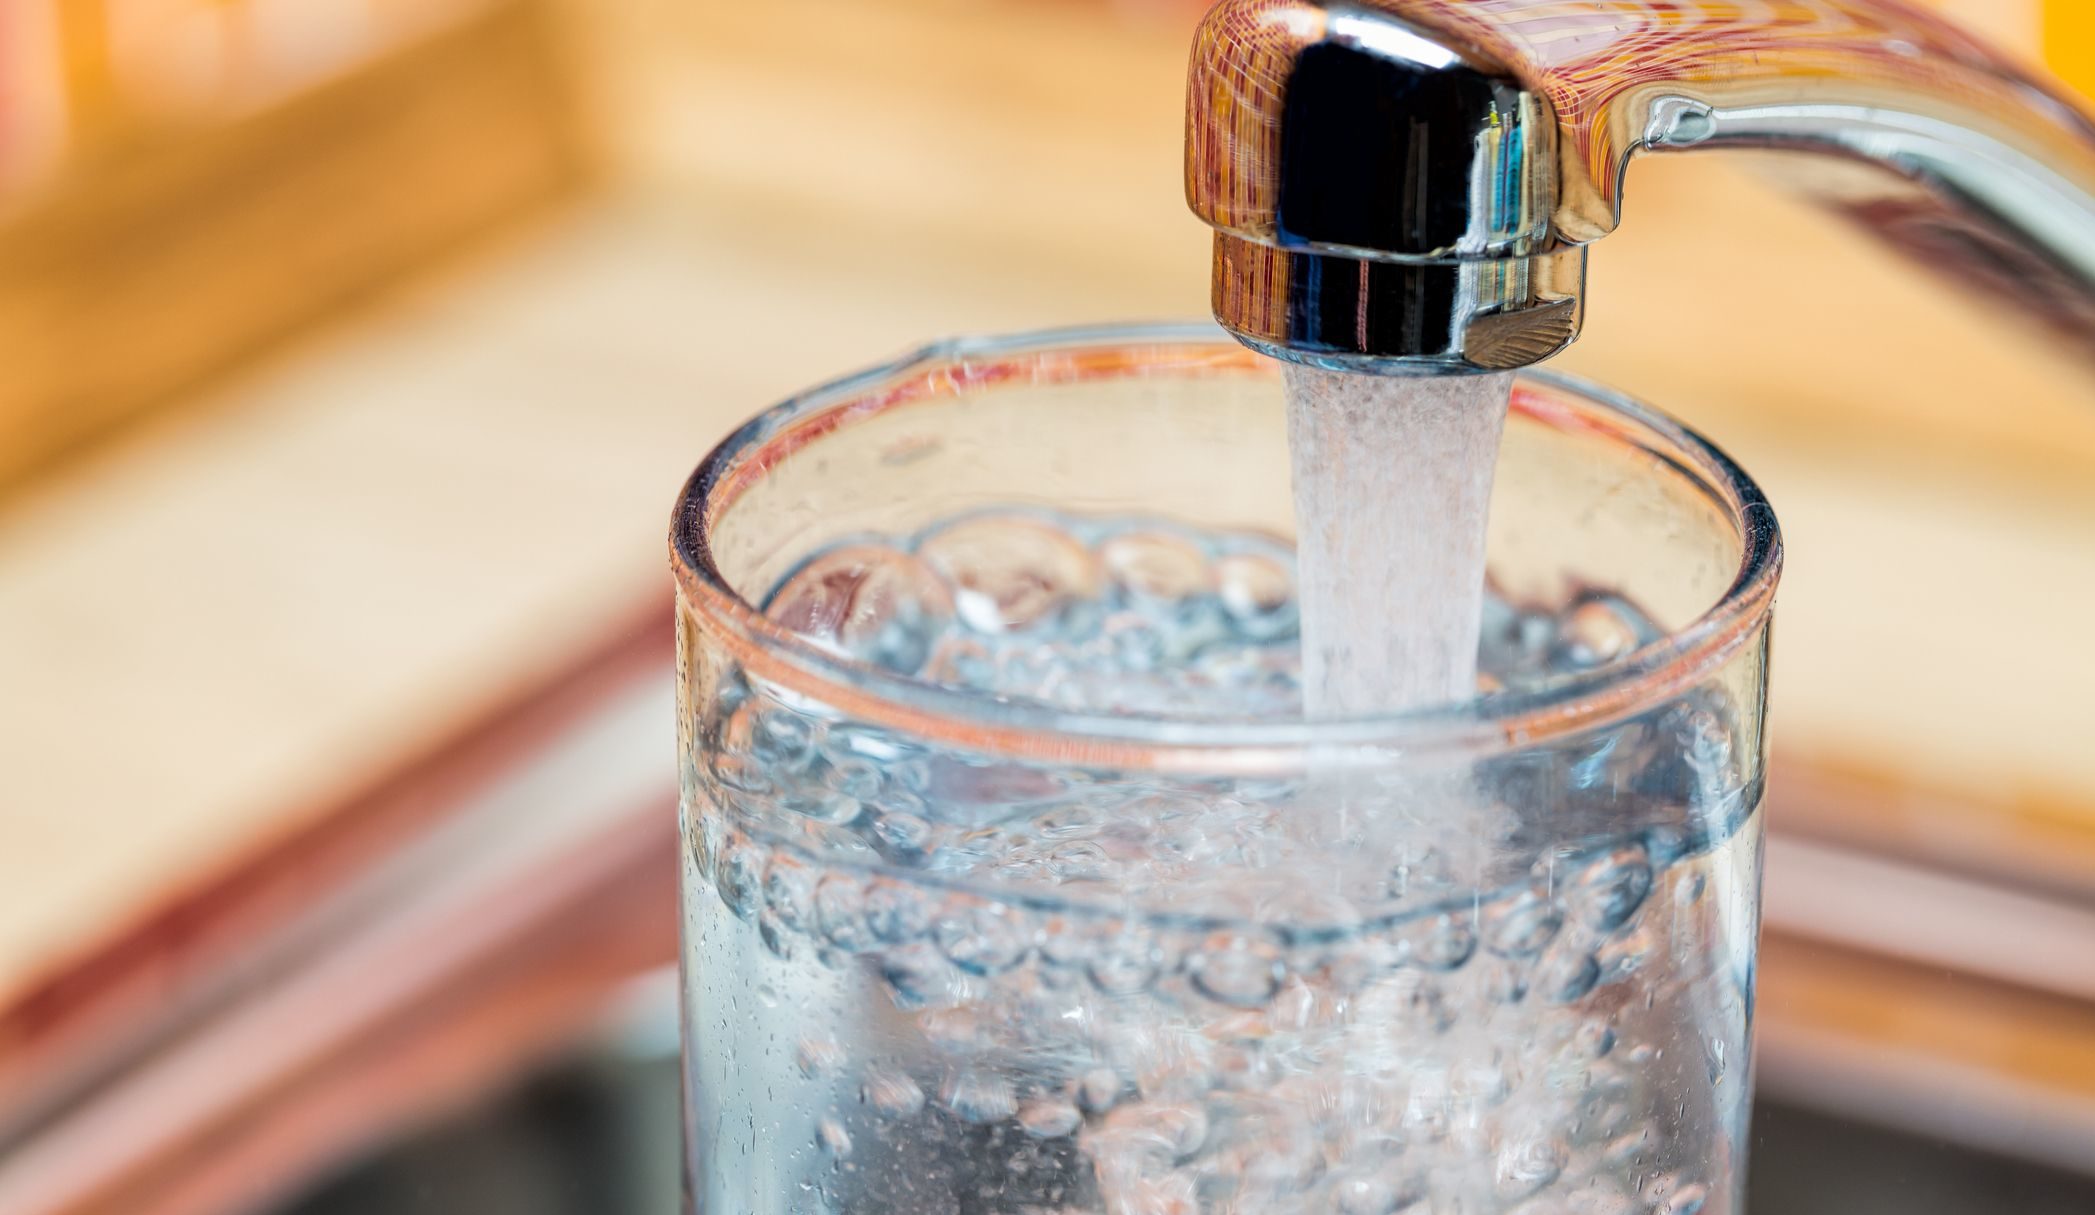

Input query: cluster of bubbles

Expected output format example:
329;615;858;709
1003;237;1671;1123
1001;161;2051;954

683;510;1757;1214
759;510;1309;716
694;820;1727;1214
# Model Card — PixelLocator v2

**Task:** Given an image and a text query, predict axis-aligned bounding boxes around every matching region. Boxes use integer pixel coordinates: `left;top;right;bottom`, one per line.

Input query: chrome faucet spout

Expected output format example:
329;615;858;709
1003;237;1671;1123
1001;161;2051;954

1187;0;2095;374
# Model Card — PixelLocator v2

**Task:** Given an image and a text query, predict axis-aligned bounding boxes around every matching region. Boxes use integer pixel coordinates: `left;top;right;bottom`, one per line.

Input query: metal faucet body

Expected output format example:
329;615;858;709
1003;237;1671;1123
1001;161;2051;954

1187;0;2095;374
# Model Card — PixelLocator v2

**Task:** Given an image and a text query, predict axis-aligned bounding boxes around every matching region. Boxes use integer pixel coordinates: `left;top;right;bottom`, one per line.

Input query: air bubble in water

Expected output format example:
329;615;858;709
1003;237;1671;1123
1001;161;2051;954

1495;1134;1568;1199
1333;1166;1423;1215
1099;530;1211;602
934;899;1031;975
1557;596;1649;667
1484;889;1563;958
1088;933;1163;997
764;855;818;932
1537;946;1602;1004
814;876;874;952
919;514;1101;633
688;813;722;883
1601;1126;1652;1167
1110;1175;1199;1215
1451;1056;1514;1108
880;941;960;1009
751;708;819;773
1190;936;1283;1007
758;911;793;959
918;1006;985;1055
942;1067;1018;1124
1215;552;1297;639
864;878;934;943
1575;846;1654;931
1017;1096;1083;1138
1572;1020;1617;1060
766;545;954;674
795;1033;844;1079
862;1067;925;1118
871;811;935;863
1407;912;1478;971
716;843;764;920
1077;1067;1127;1113
1146;1101;1209;1158
815;1116;853;1159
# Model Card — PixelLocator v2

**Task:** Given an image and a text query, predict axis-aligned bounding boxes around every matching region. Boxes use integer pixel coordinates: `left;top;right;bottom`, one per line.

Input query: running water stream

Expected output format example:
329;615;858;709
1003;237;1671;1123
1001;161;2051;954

1283;364;1516;717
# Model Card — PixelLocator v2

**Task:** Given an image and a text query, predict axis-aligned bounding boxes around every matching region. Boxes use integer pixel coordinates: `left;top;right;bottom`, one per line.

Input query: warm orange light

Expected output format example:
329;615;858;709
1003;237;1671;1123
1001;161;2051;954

2046;1;2095;102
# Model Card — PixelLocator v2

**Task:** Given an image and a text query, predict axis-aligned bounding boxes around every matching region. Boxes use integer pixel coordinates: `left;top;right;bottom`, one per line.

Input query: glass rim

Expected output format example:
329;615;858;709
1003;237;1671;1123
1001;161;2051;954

669;322;1781;771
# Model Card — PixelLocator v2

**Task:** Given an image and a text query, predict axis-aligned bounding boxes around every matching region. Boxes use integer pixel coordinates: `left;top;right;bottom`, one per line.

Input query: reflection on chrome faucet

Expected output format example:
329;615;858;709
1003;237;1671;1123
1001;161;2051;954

1186;0;2095;372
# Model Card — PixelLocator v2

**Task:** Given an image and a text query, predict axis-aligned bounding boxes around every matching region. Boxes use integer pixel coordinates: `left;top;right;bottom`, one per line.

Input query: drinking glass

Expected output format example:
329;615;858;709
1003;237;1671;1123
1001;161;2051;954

670;324;1781;1214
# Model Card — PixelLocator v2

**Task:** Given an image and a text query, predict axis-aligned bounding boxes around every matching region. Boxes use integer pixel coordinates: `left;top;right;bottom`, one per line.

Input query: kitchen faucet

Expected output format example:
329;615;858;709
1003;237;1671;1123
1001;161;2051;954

1185;0;2095;374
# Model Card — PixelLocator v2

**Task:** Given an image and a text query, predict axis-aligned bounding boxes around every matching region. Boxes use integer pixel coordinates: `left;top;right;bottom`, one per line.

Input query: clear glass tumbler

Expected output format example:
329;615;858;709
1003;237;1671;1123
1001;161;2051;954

670;325;1781;1215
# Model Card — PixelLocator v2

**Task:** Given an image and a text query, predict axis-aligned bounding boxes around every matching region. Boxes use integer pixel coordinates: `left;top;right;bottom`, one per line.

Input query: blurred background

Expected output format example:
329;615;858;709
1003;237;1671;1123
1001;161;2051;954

2;1;2095;1212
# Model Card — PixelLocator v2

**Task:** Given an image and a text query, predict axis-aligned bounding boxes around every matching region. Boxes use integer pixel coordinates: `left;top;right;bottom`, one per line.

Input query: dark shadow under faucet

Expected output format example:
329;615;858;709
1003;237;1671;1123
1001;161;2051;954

1186;0;2095;375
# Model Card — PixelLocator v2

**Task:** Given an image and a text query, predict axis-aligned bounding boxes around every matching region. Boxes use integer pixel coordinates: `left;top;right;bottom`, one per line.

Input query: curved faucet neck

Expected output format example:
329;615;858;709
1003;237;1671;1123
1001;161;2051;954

1189;0;2095;371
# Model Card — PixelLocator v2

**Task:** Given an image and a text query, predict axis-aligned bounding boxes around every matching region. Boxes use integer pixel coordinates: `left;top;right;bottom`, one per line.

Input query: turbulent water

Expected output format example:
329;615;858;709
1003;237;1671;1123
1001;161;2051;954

1283;366;1514;717
681;510;1760;1215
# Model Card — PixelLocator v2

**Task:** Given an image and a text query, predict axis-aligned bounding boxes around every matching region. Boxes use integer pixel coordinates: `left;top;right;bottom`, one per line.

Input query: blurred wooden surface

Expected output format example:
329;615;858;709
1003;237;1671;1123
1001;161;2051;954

0;0;587;491
1;0;2094;1160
